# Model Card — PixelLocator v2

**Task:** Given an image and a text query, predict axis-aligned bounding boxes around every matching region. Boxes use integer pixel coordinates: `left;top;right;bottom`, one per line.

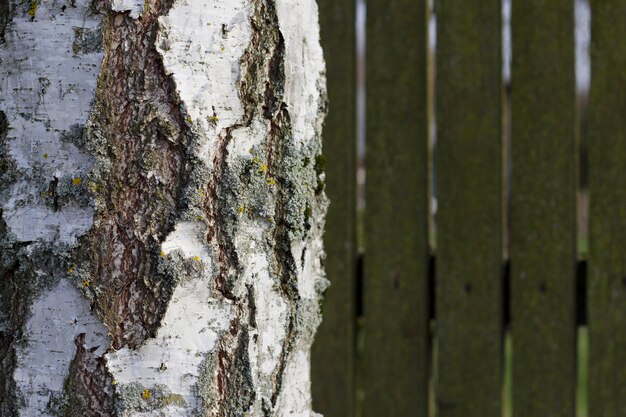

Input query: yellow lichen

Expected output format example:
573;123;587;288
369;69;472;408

82;280;91;288
259;164;267;173
111;379;117;386
194;256;201;262
72;177;82;186
42;153;48;159
267;177;276;186
68;265;75;274
27;1;38;19
160;250;166;257
142;389;151;400
237;205;245;214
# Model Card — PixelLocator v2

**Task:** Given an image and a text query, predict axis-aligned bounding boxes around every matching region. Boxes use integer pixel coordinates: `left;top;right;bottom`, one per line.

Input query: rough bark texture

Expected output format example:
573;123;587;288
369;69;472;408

0;1;327;416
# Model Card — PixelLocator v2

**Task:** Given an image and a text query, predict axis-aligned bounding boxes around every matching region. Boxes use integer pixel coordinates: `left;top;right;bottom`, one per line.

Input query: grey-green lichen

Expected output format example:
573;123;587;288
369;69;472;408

0;112;21;187
41;172;94;212
115;382;187;414
271;136;325;241
72;24;103;56
59;124;89;150
157;249;207;284
196;327;254;417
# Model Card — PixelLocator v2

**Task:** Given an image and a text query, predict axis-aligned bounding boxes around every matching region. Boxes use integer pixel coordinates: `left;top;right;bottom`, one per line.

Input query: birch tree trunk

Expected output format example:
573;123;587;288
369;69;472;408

0;0;328;416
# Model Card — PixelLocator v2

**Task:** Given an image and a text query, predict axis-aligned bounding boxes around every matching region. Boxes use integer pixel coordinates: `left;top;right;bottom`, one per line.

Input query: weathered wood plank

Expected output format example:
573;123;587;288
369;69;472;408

588;1;626;416
311;0;357;416
509;1;577;416
363;0;429;415
435;1;502;416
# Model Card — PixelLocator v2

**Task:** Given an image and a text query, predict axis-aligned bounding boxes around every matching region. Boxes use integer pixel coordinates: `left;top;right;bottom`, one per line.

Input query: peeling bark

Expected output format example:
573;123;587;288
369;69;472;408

0;0;327;416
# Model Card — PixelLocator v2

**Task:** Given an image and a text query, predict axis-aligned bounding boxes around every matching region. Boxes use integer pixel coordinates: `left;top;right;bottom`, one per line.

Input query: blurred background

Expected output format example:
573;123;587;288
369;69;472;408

310;0;624;416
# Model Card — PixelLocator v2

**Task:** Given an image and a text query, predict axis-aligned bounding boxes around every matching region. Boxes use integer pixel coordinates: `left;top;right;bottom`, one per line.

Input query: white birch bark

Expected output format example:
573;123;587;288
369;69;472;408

0;1;328;416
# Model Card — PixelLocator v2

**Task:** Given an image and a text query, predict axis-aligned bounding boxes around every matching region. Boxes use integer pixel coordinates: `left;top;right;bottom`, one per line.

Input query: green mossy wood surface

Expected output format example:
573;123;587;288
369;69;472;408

311;0;357;416
363;0;429;416
510;1;577;417
511;0;576;417
588;1;626;416
435;1;502;416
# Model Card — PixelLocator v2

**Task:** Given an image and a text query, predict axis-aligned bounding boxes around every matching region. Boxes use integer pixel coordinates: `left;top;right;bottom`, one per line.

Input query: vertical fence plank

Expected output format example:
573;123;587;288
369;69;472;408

435;1;502;416
311;1;357;416
588;1;626;416
363;0;429;415
509;1;577;416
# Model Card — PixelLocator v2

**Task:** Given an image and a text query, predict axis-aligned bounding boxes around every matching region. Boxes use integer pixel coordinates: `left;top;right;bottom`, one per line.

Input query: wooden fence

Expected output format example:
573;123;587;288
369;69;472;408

311;0;625;416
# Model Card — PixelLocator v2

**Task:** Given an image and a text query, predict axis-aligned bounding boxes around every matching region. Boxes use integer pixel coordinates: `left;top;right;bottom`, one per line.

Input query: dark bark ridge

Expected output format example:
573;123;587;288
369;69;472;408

60;334;116;416
76;0;194;351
